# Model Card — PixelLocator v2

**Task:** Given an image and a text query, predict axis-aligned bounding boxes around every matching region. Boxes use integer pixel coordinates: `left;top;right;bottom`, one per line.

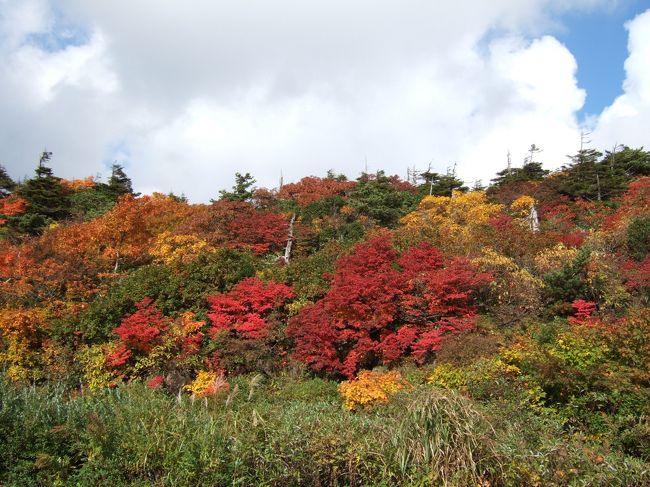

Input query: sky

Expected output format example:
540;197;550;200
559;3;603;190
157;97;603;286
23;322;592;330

1;0;649;202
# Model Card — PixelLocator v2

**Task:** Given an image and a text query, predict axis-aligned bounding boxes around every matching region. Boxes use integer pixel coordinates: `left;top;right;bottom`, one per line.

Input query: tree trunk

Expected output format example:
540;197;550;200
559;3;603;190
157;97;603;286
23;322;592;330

282;213;296;264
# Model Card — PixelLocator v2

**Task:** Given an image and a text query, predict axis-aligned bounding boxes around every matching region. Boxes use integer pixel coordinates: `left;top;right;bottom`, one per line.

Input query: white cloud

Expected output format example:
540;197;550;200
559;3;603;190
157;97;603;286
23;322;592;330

0;0;626;201
592;9;650;150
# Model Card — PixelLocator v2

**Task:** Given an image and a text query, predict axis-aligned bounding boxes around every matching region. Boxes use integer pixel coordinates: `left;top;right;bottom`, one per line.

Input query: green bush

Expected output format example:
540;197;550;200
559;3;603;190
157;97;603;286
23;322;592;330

627;215;650;261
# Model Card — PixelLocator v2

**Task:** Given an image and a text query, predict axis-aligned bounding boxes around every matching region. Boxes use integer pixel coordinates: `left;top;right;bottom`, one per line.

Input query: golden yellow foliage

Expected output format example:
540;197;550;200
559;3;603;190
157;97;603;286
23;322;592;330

427;358;520;390
339;370;408;411
149;231;213;265
177;311;205;335
0;308;47;382
510;195;537;218
427;363;467;389
184;370;229;398
399;191;503;255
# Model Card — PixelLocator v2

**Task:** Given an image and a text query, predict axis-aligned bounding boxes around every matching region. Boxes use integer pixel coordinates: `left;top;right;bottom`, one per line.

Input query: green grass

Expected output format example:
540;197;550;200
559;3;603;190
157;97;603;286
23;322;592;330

0;374;648;486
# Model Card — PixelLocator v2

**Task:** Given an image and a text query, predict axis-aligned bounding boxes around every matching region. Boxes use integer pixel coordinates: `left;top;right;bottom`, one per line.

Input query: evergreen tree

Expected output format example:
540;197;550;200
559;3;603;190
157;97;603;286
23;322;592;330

16;152;70;234
556;149;604;200
627;216;650;261
217;172;256;202
68;186;117;221
107;163;136;197
556;147;648;201
348;171;419;226
601;146;650;178
418;170;467;196
491;161;549;188
0;165;15;197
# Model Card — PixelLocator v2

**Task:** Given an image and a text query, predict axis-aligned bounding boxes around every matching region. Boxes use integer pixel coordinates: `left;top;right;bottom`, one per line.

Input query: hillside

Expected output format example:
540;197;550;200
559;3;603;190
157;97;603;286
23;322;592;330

0;148;649;486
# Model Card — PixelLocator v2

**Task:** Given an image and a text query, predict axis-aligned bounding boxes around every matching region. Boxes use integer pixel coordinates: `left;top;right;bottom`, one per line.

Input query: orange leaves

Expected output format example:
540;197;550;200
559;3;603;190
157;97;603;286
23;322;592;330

85;193;198;271
60;177;95;191
278;176;355;206
0;307;46;341
0;196;27;224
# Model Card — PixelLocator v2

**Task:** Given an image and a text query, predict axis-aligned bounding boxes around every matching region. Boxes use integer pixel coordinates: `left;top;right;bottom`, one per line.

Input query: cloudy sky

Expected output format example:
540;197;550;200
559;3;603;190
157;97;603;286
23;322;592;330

1;0;649;201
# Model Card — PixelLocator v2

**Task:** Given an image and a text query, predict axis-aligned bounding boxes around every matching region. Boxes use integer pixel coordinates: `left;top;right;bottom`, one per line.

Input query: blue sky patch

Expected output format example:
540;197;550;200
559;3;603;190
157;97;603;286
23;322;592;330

557;1;650;121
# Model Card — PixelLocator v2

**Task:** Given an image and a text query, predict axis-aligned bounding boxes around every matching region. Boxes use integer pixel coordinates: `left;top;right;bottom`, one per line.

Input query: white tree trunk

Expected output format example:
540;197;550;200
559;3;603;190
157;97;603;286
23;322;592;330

282;213;296;264
529;205;540;232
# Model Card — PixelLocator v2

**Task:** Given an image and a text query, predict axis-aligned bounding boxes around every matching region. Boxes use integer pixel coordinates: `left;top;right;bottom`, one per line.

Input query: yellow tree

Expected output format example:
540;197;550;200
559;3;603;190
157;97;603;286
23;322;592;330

398;191;503;255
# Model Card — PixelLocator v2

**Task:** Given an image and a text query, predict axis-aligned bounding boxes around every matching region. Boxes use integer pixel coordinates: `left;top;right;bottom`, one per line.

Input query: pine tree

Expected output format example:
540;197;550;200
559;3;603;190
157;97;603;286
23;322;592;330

16;152;70;234
491;161;549;187
418;170;467;196
348;171;419;226
0;165;15;197
107;163;136;197
217;172;256;202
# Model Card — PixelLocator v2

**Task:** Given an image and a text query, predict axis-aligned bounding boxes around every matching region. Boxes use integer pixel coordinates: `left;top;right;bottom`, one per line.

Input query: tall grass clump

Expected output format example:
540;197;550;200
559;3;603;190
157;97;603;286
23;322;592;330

385;387;501;486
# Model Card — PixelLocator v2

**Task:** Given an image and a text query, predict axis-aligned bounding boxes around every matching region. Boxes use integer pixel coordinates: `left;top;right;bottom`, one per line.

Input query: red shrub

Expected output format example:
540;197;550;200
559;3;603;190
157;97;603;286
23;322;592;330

113;298;168;352
146;375;165;389
624;256;650;293
287;235;491;377
207;277;295;340
568;299;597;326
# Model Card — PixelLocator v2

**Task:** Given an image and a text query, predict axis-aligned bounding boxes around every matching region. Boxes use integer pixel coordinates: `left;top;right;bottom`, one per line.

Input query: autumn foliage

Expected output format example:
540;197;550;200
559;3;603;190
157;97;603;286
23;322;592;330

207;277;294;373
338;370;408;410
278;176;356;206
113;297;168;353
288;234;490;377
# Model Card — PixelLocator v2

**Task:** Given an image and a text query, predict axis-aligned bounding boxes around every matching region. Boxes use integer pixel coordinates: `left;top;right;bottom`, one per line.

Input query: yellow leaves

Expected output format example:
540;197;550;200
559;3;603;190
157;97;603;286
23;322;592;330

548;332;608;370
0;308;51;382
149;231;213;265
1;337;39;382
285;298;311;317
427;363;467;389
399;191;503;254
184;370;230;398
339;370;408;411
472;248;519;273
472;249;544;312
428;358;521;391
403;191;503;228
77;344;118;391
510;195;536;218
533;244;578;274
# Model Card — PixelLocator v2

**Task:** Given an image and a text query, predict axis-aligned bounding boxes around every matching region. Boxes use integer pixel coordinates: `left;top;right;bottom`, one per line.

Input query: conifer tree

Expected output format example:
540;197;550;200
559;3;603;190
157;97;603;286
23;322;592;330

491;162;549;188
0;165;15;197
217;172;256;202
16;152;70;234
107;163;136;197
417;165;467;197
349;171;419;226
